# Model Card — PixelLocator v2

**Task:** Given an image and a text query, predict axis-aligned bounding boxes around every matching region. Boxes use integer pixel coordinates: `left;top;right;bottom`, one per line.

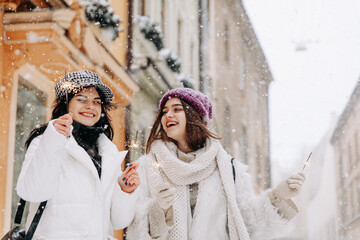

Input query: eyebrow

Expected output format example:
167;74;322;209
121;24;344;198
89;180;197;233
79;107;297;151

75;94;101;99
163;103;183;109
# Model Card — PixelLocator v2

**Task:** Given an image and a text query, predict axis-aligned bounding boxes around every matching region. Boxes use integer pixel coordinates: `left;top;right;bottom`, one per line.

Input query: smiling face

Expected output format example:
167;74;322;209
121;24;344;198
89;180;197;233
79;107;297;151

161;98;188;145
68;87;102;126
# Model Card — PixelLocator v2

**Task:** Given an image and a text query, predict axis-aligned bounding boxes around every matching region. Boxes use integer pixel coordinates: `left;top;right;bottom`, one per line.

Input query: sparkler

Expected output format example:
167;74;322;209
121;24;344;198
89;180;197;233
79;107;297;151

153;153;166;178
128;131;140;149
65;70;68;113
61;70;76;113
125;131;141;169
300;152;312;173
152;153;169;192
153;153;162;171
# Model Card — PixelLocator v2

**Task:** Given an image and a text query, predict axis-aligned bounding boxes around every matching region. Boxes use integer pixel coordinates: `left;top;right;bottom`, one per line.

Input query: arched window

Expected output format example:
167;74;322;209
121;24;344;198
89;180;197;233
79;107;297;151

11;77;47;225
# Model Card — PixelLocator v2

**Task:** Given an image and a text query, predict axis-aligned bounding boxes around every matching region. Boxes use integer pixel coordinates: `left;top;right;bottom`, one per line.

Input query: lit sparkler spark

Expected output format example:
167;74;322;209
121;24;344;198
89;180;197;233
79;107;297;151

61;71;77;113
153;160;161;169
153;153;165;175
129;142;139;149
61;81;75;90
128;131;140;149
301;152;312;173
151;153;168;189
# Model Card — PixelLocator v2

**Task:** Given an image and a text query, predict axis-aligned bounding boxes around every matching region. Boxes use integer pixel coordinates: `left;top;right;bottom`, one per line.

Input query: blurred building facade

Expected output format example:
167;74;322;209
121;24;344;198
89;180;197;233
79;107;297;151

127;0;273;193
304;121;338;240
276;118;338;240
0;0;274;238
0;0;139;239
331;82;360;240
206;0;273;190
126;0;198;161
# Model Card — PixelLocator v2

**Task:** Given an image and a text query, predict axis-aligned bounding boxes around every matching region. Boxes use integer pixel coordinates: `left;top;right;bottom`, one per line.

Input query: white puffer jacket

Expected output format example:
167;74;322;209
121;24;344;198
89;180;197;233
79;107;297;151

17;120;137;240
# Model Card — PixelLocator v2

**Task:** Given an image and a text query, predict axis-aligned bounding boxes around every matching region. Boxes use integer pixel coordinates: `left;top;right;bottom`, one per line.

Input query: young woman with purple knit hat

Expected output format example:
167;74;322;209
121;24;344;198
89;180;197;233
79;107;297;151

126;88;305;240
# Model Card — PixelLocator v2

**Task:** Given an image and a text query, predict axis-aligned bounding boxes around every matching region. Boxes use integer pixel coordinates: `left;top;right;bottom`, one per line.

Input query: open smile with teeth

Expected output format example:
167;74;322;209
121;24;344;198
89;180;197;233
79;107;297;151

80;112;96;117
166;121;178;128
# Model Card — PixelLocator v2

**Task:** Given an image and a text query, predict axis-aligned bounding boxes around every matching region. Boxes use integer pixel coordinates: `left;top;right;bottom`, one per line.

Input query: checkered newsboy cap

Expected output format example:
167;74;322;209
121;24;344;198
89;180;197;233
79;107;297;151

55;70;113;103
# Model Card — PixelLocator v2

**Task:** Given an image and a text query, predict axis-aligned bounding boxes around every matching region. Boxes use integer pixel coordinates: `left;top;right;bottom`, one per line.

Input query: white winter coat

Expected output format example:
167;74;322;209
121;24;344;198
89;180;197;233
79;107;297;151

17;120;138;240
127;142;293;240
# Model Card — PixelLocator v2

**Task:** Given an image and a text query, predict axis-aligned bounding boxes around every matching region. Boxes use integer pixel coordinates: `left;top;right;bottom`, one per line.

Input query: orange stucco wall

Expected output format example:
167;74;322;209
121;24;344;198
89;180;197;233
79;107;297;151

0;4;135;239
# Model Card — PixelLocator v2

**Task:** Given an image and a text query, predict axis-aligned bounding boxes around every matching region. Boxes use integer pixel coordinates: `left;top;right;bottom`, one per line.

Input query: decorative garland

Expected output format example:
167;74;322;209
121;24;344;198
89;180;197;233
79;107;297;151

177;74;194;89
82;0;122;40
159;48;182;73
136;16;164;50
135;16;182;73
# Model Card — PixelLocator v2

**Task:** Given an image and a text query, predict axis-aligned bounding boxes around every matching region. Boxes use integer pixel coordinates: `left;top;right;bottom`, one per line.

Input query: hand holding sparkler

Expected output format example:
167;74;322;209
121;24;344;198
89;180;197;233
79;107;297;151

268;172;305;220
269;153;310;206
270;173;306;202
119;161;140;193
53;112;73;138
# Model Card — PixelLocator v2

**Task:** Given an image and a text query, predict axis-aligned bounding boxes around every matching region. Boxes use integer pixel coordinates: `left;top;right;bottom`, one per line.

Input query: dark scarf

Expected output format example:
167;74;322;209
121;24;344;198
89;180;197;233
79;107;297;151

72;120;105;178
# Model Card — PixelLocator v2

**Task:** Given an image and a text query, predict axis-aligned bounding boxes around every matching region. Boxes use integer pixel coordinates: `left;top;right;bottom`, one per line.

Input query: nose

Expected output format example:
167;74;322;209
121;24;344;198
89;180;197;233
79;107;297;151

84;100;96;109
164;110;174;118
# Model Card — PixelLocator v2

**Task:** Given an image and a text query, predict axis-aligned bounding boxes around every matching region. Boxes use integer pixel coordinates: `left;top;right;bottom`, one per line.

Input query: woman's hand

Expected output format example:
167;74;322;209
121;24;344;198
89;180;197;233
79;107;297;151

118;162;140;193
53;113;73;138
155;183;176;211
270;173;305;200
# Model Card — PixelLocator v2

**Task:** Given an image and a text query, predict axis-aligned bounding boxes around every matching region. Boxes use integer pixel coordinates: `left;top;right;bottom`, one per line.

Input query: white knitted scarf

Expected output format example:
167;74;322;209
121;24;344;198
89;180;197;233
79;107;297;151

147;139;250;240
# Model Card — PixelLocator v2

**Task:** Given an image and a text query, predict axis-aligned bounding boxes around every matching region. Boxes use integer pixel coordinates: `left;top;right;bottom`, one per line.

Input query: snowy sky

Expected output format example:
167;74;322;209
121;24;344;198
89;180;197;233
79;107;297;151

242;0;360;172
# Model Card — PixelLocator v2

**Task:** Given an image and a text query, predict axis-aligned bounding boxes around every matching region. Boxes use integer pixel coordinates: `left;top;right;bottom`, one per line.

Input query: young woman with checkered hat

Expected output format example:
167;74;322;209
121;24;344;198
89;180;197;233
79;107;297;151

16;70;139;239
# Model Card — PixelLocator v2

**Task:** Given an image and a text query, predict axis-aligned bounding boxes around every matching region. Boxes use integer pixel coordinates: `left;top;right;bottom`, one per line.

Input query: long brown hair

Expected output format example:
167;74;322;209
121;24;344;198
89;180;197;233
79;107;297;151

146;99;220;153
25;86;116;149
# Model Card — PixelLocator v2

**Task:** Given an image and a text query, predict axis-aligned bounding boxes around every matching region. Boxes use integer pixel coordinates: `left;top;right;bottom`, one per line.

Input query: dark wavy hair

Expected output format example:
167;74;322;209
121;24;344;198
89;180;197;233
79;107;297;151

25;86;116;149
146;99;220;154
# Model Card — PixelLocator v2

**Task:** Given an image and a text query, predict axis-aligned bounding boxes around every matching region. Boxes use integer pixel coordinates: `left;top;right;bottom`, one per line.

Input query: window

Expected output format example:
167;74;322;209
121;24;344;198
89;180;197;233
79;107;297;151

11;78;46;224
190;41;194;77
224;104;231;154
256;145;262;185
253;85;259;114
224;24;229;64
139;0;146;16
177;18;183;59
355;132;360;166
161;0;166;33
357;178;360;215
239;56;245;91
346;188;351;220
240;126;248;165
353;181;358;216
348;144;353;173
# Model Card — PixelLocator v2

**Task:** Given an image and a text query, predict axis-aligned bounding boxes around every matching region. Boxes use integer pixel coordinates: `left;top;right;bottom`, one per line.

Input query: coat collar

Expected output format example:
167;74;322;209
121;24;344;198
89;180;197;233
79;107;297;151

65;134;127;182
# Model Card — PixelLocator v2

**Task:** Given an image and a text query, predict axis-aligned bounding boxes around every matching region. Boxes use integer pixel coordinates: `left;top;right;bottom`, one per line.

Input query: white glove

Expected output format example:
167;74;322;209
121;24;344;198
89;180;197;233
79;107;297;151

271;173;305;200
155;183;176;211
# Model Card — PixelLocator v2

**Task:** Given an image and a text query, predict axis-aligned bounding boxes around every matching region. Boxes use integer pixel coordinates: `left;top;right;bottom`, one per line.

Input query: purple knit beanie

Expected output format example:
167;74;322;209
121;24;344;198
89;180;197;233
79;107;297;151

159;88;213;124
